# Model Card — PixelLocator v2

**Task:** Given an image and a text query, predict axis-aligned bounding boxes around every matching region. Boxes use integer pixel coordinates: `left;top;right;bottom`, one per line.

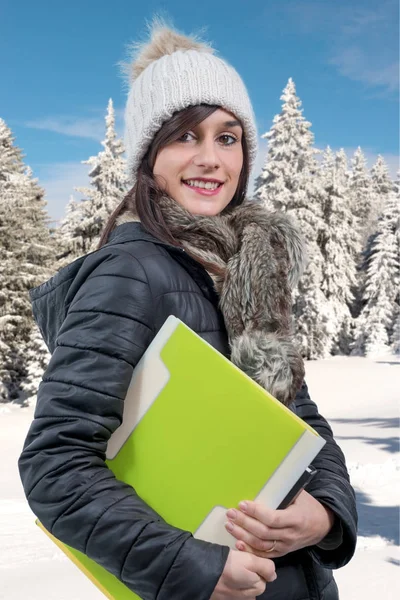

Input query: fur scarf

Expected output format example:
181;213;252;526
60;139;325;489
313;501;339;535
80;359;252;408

116;197;307;406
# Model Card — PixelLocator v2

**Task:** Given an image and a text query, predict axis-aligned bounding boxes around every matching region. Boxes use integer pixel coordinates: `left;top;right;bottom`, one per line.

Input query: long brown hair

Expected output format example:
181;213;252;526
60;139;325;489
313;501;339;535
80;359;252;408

98;104;250;249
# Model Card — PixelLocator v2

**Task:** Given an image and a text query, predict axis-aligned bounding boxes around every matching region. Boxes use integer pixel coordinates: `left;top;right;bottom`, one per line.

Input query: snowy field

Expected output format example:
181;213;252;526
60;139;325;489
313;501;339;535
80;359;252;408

0;356;399;600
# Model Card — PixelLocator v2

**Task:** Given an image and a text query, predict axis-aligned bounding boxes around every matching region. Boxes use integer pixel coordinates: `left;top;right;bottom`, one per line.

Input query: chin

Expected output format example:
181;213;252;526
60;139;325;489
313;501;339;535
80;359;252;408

192;205;223;217
183;198;228;217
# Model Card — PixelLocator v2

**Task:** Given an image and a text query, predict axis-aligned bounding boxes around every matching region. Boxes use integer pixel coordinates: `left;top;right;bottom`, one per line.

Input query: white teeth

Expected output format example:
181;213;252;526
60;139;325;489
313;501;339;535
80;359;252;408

184;179;221;190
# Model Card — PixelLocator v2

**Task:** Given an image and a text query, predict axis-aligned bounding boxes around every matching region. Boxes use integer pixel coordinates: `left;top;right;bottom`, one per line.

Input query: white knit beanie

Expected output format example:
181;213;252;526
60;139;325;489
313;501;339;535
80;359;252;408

122;21;258;185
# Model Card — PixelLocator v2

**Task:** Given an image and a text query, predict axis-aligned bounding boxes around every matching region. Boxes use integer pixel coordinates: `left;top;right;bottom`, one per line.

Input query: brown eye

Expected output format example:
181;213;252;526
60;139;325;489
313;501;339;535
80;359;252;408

178;132;195;142
219;134;238;146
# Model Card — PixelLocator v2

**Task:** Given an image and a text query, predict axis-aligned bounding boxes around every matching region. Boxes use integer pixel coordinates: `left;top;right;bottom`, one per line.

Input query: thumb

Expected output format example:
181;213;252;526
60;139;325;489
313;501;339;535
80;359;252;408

248;555;277;583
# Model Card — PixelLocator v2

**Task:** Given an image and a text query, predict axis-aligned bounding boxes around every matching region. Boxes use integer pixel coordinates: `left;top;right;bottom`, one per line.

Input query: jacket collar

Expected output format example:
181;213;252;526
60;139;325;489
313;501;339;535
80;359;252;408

105;221;174;249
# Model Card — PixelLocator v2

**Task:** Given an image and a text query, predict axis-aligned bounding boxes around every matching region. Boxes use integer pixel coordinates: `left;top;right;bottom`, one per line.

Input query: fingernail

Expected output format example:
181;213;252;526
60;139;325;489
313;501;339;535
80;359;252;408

226;509;236;520
237;542;245;551
239;501;248;512
225;521;234;532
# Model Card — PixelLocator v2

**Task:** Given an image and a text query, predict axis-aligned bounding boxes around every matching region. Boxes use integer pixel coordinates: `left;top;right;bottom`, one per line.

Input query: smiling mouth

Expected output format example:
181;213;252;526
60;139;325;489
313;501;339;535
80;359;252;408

181;180;224;196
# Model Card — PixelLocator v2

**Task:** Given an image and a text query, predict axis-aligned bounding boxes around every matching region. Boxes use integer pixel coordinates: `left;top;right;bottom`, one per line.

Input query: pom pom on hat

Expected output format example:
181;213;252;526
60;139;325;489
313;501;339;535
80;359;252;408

121;17;214;84
131;21;214;83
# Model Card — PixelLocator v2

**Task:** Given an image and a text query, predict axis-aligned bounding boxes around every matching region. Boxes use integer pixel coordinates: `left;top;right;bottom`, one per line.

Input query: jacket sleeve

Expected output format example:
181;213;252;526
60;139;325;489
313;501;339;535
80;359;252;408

294;381;357;569
18;247;229;600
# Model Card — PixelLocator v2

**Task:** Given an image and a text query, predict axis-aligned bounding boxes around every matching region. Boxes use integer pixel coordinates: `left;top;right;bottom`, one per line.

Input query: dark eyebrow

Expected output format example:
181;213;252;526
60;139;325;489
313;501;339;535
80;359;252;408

223;120;242;128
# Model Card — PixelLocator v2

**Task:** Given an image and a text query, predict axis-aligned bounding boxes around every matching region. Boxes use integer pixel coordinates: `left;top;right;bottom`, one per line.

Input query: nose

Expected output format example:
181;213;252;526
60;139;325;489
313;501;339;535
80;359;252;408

192;138;220;170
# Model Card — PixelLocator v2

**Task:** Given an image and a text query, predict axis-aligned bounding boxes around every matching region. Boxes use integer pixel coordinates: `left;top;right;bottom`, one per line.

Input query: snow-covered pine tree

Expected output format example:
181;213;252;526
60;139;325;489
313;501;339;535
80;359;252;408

73;98;128;254
353;186;400;357
53;194;86;268
362;155;395;282
319;147;357;353
390;172;400;354
0;120;54;401
0;120;22;399
0;120;24;399
294;257;332;360
362;155;394;271
349;147;377;320
20;326;51;405
391;314;400;354
254;78;330;358
350;147;375;250
0;118;24;178
254;78;320;212
370;155;393;223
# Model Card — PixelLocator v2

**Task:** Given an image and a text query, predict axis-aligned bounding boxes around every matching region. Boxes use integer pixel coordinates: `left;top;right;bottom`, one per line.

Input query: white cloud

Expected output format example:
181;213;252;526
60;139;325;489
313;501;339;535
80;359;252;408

25;117;105;141
24;107;125;141
282;0;399;96
330;47;399;95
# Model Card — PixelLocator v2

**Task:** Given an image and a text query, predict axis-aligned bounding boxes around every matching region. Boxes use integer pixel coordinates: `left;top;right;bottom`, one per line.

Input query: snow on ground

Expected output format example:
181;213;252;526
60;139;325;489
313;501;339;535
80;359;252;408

0;356;399;599
305;356;400;600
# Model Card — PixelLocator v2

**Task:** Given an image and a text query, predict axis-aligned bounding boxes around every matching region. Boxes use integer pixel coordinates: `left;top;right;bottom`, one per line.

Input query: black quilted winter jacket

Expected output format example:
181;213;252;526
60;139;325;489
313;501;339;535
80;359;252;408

19;222;357;600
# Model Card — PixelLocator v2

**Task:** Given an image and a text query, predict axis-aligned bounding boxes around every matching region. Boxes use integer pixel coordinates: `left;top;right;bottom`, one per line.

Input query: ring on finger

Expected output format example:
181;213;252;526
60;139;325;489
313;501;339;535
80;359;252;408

265;539;277;553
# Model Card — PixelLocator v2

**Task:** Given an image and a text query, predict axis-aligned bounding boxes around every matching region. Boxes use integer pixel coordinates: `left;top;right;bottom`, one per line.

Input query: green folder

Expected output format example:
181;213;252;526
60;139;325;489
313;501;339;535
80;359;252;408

37;316;325;599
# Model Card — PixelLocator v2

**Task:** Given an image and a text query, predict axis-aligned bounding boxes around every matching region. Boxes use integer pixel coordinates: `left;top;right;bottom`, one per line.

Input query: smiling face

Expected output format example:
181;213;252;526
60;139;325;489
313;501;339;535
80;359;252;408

153;108;244;216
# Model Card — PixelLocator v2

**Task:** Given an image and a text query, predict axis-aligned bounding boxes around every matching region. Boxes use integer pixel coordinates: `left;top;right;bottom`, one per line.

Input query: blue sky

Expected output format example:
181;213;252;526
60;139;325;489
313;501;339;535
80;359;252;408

1;0;398;224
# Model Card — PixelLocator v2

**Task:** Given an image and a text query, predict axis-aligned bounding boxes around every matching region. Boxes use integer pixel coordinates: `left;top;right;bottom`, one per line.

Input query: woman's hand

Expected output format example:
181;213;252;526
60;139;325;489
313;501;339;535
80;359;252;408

224;491;335;559
210;549;277;600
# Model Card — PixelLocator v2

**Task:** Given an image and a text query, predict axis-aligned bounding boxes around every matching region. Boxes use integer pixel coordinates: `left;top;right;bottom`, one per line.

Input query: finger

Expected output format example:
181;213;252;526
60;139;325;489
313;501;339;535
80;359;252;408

234;568;265;597
226;509;295;548
249;554;277;583
226;508;270;540
225;521;278;553
237;540;270;557
237;573;267;597
239;501;287;529
236;539;287;559
251;578;267;597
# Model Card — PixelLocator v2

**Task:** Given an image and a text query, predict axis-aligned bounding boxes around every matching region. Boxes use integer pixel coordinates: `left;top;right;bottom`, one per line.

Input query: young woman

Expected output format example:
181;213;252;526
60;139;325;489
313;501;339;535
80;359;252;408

19;23;357;600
